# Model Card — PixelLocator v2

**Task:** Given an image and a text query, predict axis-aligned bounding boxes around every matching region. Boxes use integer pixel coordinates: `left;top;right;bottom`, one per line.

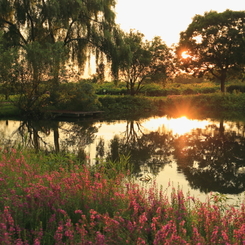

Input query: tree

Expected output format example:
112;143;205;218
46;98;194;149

0;0;118;116
0;31;18;99
118;30;171;96
177;10;245;92
16;41;67;117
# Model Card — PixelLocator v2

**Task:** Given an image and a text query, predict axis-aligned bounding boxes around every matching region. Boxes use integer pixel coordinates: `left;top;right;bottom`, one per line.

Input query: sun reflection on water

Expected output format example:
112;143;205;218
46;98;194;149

143;115;211;135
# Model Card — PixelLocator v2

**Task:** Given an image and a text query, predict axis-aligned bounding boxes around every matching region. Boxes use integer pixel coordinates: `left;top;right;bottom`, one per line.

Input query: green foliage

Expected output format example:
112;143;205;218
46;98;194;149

140;83;168;96
118;31;172;95
1;149;245;244
96;81;219;98
53;81;100;111
0;31;19;99
95;82;128;95
165;93;245;117
144;81;219;96
0;0;119;117
177;10;245;92
227;84;245;93
0;102;20;117
98;95;158;118
92;154;132;179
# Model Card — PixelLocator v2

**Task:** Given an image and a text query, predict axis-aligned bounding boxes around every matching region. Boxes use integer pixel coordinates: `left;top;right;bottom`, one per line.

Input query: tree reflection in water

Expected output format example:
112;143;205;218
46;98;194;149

173;119;245;194
12;119;99;157
106;120;173;177
2;116;245;196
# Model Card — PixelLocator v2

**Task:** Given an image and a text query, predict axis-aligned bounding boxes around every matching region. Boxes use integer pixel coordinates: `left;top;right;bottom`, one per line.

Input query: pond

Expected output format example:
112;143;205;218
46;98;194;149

1;114;245;203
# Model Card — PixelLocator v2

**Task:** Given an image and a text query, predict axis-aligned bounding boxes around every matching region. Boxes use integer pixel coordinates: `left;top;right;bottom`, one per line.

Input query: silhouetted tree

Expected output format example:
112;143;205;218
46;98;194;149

118;31;172;95
177;10;245;92
0;0;119;116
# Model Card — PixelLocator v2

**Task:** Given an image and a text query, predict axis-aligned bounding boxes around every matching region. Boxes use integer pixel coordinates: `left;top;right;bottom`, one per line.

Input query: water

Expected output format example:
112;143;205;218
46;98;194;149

1;115;245;203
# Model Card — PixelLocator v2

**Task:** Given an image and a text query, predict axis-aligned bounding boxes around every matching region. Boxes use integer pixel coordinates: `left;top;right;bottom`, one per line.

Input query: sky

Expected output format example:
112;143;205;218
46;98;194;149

115;0;245;47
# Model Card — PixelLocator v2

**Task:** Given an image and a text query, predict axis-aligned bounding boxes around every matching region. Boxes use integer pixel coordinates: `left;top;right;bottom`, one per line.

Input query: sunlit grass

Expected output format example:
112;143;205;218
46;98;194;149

1;148;245;244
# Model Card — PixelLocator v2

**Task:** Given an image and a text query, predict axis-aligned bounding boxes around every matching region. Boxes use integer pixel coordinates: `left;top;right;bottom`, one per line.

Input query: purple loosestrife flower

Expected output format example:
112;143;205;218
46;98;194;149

136;237;147;244
234;223;245;243
54;224;64;243
139;212;148;229
64;218;74;240
95;231;106;245
192;226;205;244
33;238;42;245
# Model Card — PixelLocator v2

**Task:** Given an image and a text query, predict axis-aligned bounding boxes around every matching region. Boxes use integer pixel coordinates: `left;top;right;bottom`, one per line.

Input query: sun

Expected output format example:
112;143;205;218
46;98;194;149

181;51;191;59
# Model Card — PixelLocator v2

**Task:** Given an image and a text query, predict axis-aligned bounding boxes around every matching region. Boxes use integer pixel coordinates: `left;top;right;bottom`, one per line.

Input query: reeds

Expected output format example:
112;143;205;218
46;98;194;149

0;148;245;244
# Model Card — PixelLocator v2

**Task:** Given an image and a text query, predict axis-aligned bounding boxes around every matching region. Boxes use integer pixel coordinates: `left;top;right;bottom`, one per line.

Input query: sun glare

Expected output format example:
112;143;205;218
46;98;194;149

170;116;191;135
167;116;210;135
142;116;211;136
181;51;190;59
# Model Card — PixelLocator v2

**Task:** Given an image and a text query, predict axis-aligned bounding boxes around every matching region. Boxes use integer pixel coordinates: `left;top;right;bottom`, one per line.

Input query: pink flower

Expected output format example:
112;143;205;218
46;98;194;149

95;231;106;245
58;209;67;215
137;237;147;244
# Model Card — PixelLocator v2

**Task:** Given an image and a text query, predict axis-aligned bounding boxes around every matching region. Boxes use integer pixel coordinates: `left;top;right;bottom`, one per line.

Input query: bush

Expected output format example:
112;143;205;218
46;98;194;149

182;88;194;95
227;85;245;93
95;81;219;98
53;81;100;111
98;95;158;118
95;82;128;95
164;93;245;115
139;84;167;96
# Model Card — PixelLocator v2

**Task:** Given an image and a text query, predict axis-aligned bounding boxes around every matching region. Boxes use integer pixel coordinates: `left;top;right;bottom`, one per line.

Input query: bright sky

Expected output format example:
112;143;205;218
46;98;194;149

115;0;245;47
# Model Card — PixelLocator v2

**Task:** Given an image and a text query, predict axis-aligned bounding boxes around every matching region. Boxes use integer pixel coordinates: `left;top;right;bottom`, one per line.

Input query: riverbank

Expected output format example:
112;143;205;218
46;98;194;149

98;92;245;119
1;92;245;120
0;148;245;244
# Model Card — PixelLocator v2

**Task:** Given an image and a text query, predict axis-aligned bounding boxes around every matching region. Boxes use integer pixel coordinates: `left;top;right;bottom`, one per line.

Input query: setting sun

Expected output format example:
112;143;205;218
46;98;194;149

181;51;191;59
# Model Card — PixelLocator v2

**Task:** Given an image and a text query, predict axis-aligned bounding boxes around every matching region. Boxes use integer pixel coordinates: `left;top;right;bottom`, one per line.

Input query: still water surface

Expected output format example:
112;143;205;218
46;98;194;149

1;115;245;203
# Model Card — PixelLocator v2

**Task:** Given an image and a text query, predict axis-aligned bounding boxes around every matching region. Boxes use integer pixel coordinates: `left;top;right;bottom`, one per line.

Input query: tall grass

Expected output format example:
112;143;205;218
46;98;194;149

0;148;245;244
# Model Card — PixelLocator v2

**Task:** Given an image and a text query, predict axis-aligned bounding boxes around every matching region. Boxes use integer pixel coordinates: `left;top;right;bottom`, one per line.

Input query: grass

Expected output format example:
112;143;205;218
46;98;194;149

0;83;245;119
0;94;21;117
1;148;245;244
0;102;20;117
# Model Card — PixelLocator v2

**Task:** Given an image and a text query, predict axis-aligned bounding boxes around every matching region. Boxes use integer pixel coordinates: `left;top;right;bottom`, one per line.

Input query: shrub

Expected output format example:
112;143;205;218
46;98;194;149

98;95;158;118
95;82;128;95
227;85;245;93
53;81;100;111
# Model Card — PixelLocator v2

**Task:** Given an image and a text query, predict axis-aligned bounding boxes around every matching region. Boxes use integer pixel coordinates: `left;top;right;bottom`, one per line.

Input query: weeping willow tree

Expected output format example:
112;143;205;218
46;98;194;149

0;0;119;117
0;31;19;100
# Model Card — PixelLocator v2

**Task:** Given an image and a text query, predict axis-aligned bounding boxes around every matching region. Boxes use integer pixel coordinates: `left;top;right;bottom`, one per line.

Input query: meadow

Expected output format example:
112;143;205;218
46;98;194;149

1;148;245;244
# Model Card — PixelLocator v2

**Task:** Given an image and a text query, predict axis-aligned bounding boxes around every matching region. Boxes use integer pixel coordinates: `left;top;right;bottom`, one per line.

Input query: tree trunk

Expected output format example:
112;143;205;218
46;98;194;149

129;79;135;96
33;128;40;152
220;70;227;93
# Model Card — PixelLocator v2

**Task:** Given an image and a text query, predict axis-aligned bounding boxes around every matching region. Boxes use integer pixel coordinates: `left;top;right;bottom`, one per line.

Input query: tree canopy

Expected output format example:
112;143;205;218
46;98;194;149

0;31;18;99
0;0;119;116
0;0;117;55
118;30;172;96
177;10;245;92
